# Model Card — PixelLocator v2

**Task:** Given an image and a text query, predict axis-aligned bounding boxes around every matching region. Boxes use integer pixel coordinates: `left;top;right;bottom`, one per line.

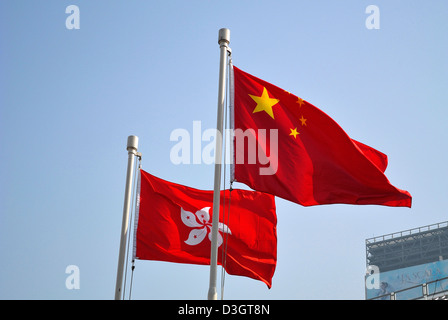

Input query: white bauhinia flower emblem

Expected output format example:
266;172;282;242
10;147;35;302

181;207;231;247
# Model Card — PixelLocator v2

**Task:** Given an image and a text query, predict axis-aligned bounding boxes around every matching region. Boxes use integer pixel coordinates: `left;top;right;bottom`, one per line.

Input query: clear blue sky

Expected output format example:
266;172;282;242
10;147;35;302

0;0;447;299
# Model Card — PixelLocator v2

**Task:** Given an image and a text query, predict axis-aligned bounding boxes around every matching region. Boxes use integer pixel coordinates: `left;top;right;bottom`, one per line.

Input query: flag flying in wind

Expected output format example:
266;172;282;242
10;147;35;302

134;169;277;288
232;66;412;207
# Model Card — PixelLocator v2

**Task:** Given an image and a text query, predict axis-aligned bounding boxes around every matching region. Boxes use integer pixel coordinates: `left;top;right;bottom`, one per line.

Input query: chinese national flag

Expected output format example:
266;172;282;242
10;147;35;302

134;169;277;288
233;66;412;207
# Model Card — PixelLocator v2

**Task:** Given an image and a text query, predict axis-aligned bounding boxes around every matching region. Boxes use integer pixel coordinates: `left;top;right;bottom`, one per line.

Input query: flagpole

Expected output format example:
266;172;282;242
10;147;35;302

208;28;230;300
115;135;139;300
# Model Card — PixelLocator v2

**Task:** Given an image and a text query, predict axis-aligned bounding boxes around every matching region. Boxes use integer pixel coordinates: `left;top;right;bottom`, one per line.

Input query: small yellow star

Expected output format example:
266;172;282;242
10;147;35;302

296;97;304;107
289;128;300;138
299;115;307;126
249;87;280;119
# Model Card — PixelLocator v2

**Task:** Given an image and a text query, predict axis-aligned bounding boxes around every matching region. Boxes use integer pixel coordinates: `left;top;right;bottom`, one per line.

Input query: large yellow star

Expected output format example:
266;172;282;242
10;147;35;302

249;87;279;119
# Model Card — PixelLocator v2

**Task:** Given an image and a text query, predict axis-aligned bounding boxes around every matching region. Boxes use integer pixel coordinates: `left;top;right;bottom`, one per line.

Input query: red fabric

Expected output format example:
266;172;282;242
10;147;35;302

134;169;277;288
233;66;412;207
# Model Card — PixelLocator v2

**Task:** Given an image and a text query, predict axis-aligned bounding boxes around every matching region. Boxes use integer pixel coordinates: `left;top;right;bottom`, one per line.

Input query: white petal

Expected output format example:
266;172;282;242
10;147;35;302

181;208;202;228
217;233;223;247
195;207;211;225
208;229;223;247
185;227;207;246
218;222;232;235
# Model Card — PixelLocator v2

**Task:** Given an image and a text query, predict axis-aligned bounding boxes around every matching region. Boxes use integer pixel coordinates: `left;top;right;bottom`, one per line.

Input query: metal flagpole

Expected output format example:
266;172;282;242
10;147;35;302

115;135;139;300
208;28;230;300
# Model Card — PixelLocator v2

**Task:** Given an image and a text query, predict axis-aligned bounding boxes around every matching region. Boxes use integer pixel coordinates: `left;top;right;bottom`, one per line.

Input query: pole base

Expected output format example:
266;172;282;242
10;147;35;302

207;287;218;300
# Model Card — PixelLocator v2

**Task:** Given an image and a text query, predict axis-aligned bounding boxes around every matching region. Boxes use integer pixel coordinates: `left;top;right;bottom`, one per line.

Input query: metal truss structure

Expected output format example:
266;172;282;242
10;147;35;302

366;221;448;272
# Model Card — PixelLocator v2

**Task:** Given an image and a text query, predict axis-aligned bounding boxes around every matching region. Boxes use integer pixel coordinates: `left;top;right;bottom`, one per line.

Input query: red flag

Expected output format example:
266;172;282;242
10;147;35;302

233;66;412;207
134;169;277;288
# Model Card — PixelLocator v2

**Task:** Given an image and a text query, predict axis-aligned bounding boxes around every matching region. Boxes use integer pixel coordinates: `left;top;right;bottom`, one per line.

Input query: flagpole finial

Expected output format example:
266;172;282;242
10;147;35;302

127;135;139;153
218;28;230;46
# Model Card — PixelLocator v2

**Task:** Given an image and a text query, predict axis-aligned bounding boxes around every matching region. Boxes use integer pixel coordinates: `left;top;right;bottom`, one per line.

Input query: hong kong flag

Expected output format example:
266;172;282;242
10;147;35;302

233;66;412;207
134;169;277;288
